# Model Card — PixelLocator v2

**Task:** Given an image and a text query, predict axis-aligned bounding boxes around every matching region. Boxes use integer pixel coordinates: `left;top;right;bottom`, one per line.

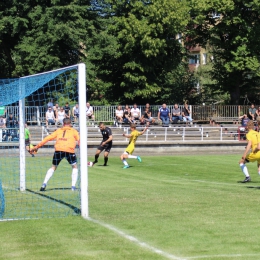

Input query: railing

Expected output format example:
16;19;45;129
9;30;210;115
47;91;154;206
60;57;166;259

116;126;244;142
39;125;245;143
3;105;252;125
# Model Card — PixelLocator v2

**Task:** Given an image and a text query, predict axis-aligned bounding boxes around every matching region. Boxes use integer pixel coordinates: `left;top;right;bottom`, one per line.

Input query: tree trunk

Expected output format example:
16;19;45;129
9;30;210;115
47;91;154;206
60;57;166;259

230;85;240;105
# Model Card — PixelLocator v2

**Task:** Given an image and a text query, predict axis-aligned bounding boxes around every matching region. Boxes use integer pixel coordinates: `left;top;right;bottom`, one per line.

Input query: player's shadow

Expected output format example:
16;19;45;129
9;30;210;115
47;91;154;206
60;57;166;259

246;186;260;189
26;188;81;214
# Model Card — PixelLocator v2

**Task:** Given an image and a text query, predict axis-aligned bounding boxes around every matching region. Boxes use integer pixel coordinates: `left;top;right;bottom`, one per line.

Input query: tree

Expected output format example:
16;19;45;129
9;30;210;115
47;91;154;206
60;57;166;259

0;0;93;78
86;0;191;104
188;0;260;104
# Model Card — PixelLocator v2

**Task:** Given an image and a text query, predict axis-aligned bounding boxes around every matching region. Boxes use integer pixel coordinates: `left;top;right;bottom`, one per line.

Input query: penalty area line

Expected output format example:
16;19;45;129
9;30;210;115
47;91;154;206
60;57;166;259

185;253;260;259
87;217;185;260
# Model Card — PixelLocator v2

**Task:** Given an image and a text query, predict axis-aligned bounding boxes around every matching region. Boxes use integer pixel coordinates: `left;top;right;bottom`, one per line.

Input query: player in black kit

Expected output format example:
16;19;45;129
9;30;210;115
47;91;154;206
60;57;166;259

93;122;113;166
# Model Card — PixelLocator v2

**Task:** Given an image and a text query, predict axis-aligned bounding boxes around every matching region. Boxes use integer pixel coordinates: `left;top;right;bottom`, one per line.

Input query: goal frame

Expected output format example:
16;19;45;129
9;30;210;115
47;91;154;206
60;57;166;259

18;63;88;218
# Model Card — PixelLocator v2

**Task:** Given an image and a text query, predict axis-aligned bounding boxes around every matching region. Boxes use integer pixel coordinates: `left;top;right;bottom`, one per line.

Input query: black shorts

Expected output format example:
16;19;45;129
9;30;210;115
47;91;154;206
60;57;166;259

97;141;112;153
25;139;30;146
52;151;77;166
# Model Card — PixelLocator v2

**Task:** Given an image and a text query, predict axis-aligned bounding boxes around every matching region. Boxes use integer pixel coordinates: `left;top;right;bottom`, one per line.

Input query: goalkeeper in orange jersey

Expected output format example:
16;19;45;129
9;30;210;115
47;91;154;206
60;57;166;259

239;120;260;183
31;118;80;191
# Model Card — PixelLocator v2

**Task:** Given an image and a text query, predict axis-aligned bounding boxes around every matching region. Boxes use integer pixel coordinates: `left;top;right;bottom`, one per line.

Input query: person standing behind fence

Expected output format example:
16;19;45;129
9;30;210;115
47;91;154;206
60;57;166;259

64;102;71;119
47;99;54;110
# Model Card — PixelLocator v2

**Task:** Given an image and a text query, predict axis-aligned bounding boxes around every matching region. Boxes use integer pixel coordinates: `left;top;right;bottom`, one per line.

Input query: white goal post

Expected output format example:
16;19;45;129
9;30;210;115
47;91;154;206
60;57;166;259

18;63;88;218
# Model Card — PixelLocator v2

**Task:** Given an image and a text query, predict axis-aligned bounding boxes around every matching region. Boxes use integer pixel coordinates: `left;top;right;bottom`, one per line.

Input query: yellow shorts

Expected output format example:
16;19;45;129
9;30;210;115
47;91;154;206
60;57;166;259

246;151;260;163
125;144;135;155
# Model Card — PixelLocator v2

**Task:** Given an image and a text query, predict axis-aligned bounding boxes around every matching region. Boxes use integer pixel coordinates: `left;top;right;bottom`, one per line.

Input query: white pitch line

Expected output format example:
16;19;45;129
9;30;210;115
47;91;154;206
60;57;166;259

185;253;260;259
87;217;186;260
87;217;260;260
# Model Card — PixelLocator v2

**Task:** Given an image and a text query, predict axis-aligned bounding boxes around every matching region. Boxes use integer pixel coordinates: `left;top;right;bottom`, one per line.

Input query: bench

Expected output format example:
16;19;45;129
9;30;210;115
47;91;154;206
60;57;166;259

210;117;240;124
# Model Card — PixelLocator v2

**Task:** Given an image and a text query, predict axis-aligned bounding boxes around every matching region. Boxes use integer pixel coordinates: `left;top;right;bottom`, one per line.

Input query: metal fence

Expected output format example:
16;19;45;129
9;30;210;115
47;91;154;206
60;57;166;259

3;105;252;125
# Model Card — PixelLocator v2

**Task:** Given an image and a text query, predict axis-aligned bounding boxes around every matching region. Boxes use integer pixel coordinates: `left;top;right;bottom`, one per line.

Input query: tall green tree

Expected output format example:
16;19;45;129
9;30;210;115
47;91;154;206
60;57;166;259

0;0;93;78
188;0;260;104
86;0;190;104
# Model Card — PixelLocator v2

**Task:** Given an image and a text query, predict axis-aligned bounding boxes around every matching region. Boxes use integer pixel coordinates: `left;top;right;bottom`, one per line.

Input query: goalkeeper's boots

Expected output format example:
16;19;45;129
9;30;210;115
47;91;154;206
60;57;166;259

123;165;130;169
137;156;142;163
242;176;251;183
40;184;46;191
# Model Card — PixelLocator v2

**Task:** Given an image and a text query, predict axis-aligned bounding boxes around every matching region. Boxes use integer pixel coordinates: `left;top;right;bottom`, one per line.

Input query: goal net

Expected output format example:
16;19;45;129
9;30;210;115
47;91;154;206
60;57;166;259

0;64;88;220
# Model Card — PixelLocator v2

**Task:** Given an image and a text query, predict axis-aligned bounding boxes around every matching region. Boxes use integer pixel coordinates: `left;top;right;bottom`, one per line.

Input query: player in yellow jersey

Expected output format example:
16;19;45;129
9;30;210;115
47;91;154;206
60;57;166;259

120;123;148;169
31;118;80;191
239;120;260;183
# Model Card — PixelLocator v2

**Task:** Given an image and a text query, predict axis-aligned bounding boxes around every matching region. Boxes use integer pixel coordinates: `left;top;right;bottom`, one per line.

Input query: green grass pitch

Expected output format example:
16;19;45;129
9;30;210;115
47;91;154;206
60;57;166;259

1;154;260;260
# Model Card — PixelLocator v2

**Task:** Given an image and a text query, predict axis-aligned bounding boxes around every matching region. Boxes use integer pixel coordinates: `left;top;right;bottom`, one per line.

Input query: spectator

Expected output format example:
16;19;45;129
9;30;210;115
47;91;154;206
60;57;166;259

0;116;6;128
239;114;250;127
255;106;260;121
238;114;250;140
46;107;56;127
0;106;6;118
182;103;193;123
53;103;60;119
56;107;66;125
248;103;256;120
131;103;141;122
6;113;18;128
86;102;95;120
64;102;71;119
171;104;183;123
72;103;79;122
140;107;155;126
123;107;133;124
47;99;54;110
115;105;124;124
158;103;171;127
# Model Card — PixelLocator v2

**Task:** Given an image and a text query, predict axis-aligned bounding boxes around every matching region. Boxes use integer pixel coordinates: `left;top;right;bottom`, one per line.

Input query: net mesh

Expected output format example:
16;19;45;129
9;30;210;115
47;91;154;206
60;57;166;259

0;65;82;220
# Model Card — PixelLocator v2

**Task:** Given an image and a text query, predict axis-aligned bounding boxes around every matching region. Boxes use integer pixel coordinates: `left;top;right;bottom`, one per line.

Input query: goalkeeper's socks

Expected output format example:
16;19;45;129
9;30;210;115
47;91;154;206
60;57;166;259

71;168;78;187
43;168;54;184
240;163;249;177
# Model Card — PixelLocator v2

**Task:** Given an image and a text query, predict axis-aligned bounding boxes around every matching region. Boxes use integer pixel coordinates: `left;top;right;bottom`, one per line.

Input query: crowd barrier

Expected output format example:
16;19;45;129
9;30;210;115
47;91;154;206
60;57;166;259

2;105;253;126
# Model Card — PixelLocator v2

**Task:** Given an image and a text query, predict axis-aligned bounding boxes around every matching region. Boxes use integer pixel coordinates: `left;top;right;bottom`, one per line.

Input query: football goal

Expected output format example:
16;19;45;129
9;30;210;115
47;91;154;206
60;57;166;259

0;63;88;220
